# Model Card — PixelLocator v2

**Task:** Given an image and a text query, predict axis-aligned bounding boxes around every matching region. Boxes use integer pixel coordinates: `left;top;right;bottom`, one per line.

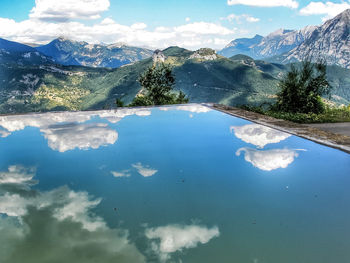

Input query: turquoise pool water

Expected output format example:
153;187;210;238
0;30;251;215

0;104;349;263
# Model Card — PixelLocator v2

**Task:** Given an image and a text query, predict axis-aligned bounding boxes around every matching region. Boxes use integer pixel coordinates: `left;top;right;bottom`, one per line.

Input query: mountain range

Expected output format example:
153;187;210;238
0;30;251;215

1;45;349;114
0;38;53;65
36;37;154;68
219;9;350;69
0;9;349;114
219;27;315;59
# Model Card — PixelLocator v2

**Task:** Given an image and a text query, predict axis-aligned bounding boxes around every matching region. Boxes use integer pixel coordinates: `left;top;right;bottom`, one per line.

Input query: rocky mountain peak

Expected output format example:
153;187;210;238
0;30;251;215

190;48;218;60
107;43;127;49
281;8;350;68
337;8;350;20
57;36;70;42
266;29;293;38
152;49;166;63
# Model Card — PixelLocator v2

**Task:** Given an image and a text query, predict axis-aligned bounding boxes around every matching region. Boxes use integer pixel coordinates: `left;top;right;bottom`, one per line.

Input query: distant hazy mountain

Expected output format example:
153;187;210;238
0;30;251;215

1;47;349;114
218;34;263;58
36;37;154;68
272;9;350;68
0;38;53;65
219;27;316;59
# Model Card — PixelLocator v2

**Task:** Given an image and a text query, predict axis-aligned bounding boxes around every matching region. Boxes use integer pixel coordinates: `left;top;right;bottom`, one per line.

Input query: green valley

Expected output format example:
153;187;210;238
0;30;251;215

1;46;349;114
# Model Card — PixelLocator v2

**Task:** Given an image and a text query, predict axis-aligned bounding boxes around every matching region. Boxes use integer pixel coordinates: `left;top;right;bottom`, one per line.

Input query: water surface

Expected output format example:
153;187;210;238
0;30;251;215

0;104;349;263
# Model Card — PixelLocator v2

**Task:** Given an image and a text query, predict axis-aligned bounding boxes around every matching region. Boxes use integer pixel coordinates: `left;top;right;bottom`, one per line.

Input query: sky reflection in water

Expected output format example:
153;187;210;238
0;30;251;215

0;104;349;263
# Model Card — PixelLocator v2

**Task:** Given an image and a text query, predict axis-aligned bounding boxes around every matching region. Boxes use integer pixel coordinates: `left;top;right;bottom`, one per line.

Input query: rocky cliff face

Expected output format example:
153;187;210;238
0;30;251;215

254;26;317;58
36;37;153;68
152;50;166;63
282;9;350;68
189;48;218;61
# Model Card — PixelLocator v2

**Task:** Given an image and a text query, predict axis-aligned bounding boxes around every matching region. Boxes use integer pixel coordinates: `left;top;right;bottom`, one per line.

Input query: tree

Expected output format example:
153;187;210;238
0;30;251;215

274;60;331;114
129;63;188;106
115;98;124;107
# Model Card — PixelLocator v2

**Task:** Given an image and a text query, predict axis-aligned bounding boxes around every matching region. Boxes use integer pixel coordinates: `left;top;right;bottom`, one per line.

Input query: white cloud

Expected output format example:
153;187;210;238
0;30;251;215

223;14;260;23
97;108;151;123
0;169;145;262
175;104;212;113
0;129;10;138
0;111;92;132
29;0;110;22
214;38;230;45
0;182;105;231
0;15;236;50
53;189;106;231
227;0;299;8
100;17;115;25
41;122;118;152
0;187;94;230
236;147;302;171
230;124;291;148
0;109;150;133
0;110;153;152
0;165;36;186
132;163;157;177
159;104;211;119
299;1;350;21
111;170;131;178
185;17;191;22
175;22;235;35
145;224;219;261
0;193;32;217
131;22;147;30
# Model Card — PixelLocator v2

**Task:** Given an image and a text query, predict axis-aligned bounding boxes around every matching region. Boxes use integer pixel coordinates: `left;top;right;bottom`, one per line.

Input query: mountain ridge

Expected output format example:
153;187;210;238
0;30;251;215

36;37;154;68
0;38;54;65
275;9;350;68
219;26;316;59
1;46;349;114
220;9;350;68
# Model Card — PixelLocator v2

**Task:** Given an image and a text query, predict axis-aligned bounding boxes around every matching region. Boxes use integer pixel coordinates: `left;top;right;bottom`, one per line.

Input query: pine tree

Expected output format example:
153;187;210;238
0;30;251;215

129;63;188;106
274;60;331;114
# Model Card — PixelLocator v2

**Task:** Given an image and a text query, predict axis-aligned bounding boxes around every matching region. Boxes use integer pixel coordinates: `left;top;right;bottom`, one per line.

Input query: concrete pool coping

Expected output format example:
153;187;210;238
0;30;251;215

210;104;350;154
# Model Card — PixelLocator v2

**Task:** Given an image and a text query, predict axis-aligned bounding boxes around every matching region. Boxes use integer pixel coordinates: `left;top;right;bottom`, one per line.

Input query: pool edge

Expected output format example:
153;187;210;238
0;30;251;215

210;103;350;154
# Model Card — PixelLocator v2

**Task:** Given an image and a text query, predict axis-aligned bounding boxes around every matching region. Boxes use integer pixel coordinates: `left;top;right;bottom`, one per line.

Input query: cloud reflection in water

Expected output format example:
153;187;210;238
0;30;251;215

231;124;291;148
0;165;146;263
236;147;303;171
42;122;118;152
145;224;220;262
0;108;152;152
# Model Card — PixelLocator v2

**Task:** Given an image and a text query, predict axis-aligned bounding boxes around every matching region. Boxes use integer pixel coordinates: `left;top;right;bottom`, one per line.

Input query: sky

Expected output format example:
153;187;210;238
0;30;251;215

0;0;349;50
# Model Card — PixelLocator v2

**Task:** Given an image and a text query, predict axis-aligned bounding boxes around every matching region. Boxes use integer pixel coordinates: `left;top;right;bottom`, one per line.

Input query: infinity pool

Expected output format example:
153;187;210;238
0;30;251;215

0;104;349;263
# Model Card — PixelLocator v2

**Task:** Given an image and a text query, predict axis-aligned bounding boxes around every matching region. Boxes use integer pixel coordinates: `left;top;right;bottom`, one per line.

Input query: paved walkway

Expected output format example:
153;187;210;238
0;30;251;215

307;123;350;137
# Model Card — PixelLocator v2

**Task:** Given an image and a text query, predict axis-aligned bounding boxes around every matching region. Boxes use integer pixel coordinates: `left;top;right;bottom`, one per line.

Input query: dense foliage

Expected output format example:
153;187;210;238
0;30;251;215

273;61;332;114
129;63;189;106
